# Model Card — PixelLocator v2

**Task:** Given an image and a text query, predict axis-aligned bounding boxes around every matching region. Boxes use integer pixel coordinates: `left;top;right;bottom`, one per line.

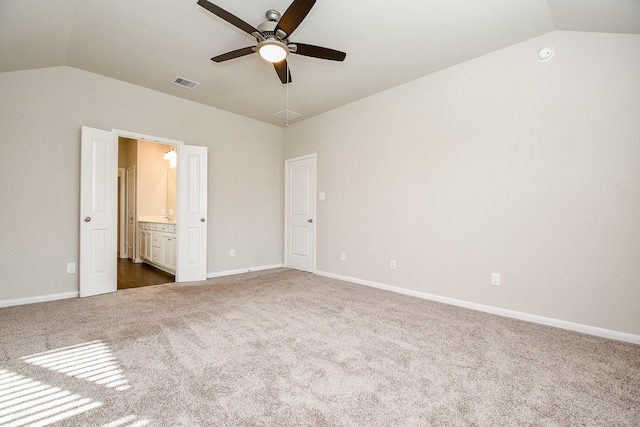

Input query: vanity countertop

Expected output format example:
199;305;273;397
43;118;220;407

138;216;176;224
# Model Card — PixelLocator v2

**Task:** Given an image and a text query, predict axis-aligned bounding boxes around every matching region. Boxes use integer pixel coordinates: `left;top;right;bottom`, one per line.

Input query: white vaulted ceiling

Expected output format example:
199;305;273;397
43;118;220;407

1;0;639;126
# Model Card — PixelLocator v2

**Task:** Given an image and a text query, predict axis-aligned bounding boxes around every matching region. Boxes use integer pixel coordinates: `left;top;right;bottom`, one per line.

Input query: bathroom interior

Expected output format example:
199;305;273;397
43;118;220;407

117;137;177;289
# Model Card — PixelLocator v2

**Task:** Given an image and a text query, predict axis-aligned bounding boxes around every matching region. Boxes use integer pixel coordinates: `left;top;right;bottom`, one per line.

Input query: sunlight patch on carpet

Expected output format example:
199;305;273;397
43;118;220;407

100;414;151;427
0;368;102;427
21;341;131;391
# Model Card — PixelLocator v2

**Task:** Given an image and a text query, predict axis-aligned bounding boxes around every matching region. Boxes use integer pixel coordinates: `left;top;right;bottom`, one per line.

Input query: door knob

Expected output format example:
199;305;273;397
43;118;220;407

200;218;206;222
308;219;313;223
83;216;92;222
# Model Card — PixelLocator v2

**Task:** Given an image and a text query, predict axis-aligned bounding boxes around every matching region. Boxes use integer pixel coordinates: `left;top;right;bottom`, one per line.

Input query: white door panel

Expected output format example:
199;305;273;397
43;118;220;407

177;145;208;282
285;155;316;272
80;126;118;297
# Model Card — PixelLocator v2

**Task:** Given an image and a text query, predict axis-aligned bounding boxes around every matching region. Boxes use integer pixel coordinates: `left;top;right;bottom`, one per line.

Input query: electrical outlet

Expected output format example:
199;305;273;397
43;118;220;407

67;263;76;274
340;253;346;262
390;259;396;269
491;273;500;286
229;249;235;258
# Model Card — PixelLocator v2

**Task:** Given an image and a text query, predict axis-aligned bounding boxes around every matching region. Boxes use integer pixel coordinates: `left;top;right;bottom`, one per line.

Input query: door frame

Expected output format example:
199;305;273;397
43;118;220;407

125;165;136;260
111;129;184;268
118;167;127;258
113;129;185;147
284;153;317;273
112;128;183;266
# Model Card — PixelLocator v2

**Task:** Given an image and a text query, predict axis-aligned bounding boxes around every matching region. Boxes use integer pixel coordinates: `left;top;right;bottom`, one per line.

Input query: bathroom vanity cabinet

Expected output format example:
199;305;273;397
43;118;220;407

138;221;176;274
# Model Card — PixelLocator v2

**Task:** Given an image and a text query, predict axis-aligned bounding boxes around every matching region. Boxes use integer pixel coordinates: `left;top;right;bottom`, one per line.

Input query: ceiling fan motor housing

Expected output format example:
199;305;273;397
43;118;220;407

257;16;288;41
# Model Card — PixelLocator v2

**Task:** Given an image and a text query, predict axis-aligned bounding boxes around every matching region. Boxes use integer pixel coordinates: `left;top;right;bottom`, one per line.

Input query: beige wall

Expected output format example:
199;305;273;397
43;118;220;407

118;137;137;170
1;31;638;337
0;66;284;301
136;140;172;217
284;32;640;335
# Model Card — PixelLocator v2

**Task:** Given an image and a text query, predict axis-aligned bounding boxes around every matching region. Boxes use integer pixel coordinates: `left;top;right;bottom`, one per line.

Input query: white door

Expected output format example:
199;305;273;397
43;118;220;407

285;155;316;272
126;166;136;259
176;145;208;282
80;126;118;297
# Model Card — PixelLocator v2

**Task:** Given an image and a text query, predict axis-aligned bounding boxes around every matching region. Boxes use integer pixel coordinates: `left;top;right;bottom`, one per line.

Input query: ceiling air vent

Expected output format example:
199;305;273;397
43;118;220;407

274;110;302;120
172;76;199;89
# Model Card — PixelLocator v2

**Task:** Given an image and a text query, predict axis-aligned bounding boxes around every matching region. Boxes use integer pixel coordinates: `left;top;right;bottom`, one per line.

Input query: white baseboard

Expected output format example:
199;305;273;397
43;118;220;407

315;270;640;345
0;265;285;307
207;264;284;279
0;292;79;308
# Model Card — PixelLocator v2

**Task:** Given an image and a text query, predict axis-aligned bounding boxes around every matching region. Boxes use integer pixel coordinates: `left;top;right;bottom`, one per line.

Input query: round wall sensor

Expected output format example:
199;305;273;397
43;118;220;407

537;47;554;62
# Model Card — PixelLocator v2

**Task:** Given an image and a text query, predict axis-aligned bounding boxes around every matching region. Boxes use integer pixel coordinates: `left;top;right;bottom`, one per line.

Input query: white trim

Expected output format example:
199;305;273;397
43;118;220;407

112;129;184;146
118;168;127;258
285;153;317;163
315;270;640;345
0;265;284;306
207;264;284;279
126;165;137;261
0;292;78;308
284;153;317;273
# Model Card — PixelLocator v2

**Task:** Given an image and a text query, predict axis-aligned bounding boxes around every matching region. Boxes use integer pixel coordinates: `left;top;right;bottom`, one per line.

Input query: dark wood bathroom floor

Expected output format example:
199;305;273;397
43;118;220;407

117;258;175;289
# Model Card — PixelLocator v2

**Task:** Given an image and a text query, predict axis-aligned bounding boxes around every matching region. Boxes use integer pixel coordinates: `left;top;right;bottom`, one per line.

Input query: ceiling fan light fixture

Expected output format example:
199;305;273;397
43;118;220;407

258;40;289;63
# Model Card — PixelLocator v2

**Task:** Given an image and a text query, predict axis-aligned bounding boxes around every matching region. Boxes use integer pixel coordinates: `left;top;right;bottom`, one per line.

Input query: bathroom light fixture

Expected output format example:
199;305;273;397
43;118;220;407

163;149;176;160
258;40;289;63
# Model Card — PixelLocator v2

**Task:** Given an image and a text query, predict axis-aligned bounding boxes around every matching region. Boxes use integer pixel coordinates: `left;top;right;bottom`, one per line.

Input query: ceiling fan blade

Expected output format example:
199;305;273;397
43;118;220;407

197;0;259;36
276;0;316;36
291;43;346;61
211;46;256;62
274;60;292;84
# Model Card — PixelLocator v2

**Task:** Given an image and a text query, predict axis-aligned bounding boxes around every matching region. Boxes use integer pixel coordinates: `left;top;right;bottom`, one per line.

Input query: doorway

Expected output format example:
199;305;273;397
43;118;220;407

80;126;208;298
117;138;177;289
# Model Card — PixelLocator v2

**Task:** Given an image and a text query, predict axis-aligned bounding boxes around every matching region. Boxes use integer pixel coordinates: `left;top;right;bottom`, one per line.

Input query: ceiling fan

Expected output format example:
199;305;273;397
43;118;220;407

197;0;346;84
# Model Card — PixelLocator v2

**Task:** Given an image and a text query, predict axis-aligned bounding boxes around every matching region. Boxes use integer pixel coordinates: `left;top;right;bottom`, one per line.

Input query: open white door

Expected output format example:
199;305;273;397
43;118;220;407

176;144;208;282
285;154;316;272
80;126;118;297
